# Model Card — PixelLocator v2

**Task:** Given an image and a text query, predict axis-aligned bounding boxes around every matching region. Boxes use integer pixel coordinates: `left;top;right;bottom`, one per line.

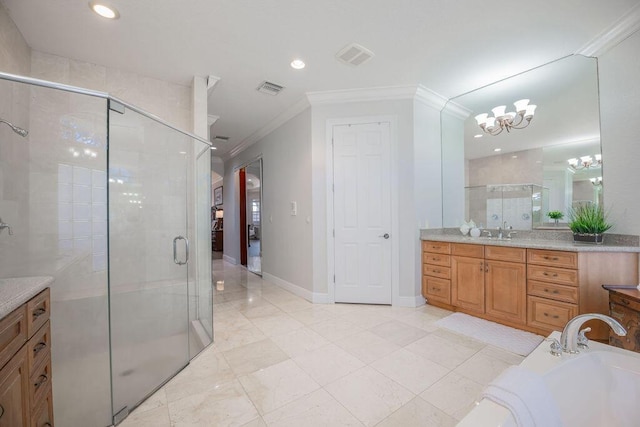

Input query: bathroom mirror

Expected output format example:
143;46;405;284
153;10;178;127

441;55;602;230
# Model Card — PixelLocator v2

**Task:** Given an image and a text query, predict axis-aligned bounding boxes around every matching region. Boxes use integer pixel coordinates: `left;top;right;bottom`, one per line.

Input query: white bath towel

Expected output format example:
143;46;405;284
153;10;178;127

482;366;563;427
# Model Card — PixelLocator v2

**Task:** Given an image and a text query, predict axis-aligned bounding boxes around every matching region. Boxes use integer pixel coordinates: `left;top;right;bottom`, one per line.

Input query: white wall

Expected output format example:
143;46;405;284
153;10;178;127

0;2;30;75
30;51;192;131
223;108;313;293
310;97;441;305
599;29;640;236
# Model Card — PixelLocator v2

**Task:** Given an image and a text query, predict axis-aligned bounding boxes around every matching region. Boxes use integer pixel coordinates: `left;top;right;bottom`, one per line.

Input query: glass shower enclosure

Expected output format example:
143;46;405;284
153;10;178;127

0;71;213;426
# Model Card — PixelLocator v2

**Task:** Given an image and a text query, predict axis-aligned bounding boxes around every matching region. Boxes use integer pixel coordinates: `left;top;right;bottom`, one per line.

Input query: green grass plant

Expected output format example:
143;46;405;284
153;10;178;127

567;204;612;234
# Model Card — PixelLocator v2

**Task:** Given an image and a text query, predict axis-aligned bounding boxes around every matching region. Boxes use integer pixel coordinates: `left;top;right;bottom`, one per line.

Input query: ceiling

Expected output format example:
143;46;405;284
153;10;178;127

3;0;638;157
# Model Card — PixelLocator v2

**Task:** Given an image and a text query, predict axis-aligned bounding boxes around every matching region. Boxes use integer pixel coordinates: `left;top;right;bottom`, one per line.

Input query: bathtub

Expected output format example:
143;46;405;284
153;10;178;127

458;331;640;427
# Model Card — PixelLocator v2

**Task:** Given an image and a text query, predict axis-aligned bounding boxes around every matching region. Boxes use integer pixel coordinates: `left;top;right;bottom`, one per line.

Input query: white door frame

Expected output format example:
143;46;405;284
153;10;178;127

326;115;400;305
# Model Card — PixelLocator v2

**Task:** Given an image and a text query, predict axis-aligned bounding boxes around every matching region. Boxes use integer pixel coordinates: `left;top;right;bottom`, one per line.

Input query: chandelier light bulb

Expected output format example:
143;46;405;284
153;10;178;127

524;104;537;118
513;99;530;112
595;154;602;162
485;116;497;131
492;105;507;119
474;113;488;126
568;158;578;166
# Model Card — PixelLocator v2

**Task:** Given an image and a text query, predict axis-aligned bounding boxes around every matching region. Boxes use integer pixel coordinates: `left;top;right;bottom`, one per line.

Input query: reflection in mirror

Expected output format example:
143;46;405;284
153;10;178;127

441;55;601;230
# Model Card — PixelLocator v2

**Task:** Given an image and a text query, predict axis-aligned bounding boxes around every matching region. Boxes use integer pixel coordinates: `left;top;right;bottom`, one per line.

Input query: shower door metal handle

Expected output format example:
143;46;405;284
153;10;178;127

173;236;189;265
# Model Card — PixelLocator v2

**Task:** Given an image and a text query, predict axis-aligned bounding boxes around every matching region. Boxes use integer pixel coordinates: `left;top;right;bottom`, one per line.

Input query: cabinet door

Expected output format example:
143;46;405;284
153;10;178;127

0;347;30;427
452;256;485;313
486;260;527;324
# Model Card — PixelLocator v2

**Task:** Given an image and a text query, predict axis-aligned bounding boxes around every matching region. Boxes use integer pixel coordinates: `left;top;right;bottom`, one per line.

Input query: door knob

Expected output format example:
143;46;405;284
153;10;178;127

379;233;390;239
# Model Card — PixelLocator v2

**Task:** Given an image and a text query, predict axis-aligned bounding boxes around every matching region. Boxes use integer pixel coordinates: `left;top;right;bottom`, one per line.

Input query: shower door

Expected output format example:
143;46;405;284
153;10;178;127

108;102;191;423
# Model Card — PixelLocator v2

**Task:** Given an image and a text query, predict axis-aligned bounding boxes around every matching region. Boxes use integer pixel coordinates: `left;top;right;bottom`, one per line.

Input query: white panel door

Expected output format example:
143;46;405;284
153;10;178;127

333;122;392;304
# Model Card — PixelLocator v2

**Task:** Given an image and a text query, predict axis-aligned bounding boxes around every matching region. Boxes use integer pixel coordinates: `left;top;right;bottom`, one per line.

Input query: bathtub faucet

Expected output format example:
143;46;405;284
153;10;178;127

560;313;626;354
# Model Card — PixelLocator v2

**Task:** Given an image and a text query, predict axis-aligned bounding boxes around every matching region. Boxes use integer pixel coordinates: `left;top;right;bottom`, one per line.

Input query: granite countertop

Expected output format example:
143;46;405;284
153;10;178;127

0;276;54;319
420;230;640;253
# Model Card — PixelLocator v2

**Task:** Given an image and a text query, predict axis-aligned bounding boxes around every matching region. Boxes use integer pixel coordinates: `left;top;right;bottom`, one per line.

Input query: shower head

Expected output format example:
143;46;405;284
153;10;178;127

0;118;28;137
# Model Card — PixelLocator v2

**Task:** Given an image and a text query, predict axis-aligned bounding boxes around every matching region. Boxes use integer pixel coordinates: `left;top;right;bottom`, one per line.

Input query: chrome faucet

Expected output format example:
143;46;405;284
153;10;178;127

0;217;13;235
560;314;626;354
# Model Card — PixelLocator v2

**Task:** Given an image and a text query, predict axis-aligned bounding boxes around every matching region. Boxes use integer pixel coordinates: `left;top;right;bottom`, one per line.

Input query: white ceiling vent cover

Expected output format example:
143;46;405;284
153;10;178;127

213;135;230;143
336;43;374;66
257;81;284;95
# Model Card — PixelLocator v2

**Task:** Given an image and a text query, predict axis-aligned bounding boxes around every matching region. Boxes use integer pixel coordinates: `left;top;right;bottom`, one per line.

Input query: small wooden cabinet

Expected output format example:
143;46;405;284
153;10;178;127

604;286;640;352
0;289;53;427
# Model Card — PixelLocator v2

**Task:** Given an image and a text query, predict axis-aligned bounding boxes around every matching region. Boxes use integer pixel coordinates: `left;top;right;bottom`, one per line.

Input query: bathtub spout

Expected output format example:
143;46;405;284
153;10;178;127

560;313;626;354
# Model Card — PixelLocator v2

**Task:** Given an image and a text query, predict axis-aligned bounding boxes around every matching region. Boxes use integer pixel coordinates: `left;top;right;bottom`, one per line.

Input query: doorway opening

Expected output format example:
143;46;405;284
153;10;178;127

239;158;263;275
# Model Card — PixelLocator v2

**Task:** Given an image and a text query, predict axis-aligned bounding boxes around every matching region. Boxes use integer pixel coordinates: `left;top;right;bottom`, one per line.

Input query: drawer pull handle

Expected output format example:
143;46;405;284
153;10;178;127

544;256;559;261
543;312;560;319
33;307;46;319
433;269;440;274
620;299;630;306
542;272;558;278
45;424;52;427
34;374;48;389
544;288;560;294
431;287;440;291
33;342;47;355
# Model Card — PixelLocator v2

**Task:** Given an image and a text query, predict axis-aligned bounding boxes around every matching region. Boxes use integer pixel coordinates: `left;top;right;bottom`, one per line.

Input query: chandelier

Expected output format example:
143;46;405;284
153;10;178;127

474;99;537;136
568;154;601;170
590;176;603;186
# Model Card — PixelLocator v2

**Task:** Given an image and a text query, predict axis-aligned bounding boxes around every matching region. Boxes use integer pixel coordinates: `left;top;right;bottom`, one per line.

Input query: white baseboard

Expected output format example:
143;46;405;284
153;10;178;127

393;295;426;308
262;273;329;304
222;254;237;264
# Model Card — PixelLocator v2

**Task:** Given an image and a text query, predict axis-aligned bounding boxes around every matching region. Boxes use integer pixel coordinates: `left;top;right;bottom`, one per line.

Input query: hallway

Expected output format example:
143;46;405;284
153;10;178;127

121;259;524;426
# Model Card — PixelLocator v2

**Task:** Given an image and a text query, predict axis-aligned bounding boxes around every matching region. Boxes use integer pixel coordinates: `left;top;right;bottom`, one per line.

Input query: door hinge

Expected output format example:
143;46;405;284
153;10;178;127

332;229;335;237
333;274;336;283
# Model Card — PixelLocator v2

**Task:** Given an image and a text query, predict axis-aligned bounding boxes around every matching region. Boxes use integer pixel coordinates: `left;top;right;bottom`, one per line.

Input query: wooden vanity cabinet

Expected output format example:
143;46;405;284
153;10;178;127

0;289;53;427
484;247;527;325
451;254;485;314
422;241;452;305
423;240;638;339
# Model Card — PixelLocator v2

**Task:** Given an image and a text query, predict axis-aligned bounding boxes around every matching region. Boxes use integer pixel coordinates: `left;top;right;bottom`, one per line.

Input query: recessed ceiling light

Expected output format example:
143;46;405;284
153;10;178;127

474;134;483;138
494;148;502;152
210;146;217;150
290;59;306;70
512;155;518;159
89;1;119;19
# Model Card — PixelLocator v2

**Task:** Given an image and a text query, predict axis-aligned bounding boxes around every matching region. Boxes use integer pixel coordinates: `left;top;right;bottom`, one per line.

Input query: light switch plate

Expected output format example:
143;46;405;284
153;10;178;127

290;201;297;216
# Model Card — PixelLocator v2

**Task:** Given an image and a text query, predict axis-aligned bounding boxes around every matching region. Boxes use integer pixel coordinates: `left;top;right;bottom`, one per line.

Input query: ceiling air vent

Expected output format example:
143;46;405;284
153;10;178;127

213;135;230;143
336;43;374;66
257;81;284;96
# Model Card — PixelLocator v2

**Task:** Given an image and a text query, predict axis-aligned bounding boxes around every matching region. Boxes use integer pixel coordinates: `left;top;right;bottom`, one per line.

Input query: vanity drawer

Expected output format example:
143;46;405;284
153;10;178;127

423;265;451;280
485;246;526;263
451;243;484;259
0;305;28;369
27;289;50;338
528;265;578;287
422;276;451;305
27;321;51;375
422;241;451;254
527;296;577;331
422;252;450;267
610;292;640;313
31;384;54;427
527;280;579;304
527;249;578;269
29;356;52;409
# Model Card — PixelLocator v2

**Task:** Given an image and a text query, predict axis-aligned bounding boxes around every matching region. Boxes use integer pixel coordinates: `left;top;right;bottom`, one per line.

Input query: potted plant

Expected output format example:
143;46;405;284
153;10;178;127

567;204;612;244
547;210;564;225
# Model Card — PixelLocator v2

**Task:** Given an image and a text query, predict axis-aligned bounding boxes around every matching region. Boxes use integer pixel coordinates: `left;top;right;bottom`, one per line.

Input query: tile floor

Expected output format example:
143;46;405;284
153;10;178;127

121;260;524;426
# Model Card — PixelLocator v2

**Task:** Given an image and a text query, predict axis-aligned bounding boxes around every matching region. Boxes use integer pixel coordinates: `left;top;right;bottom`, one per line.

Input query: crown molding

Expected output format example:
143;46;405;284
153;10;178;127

441;99;471;120
306;85;422;105
224;97;310;161
576;3;640;57
415;85;449;111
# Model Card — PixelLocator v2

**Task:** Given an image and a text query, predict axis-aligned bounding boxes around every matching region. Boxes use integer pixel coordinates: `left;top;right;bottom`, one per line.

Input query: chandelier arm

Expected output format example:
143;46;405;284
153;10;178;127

511;117;532;130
